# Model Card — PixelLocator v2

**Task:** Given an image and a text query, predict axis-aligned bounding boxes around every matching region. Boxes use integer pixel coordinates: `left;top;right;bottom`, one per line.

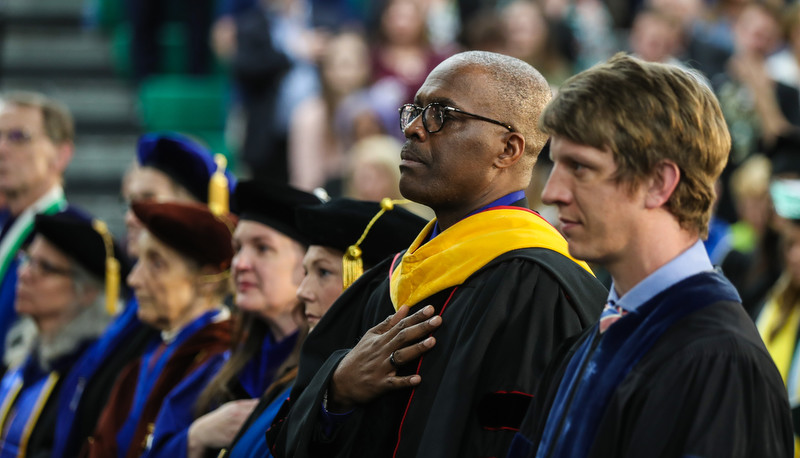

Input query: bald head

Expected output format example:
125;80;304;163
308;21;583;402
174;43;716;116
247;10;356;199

443;51;552;161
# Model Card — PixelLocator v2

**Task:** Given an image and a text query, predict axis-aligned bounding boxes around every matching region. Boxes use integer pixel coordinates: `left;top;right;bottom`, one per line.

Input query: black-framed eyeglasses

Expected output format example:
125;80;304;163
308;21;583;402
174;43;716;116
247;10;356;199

399;103;515;134
18;252;73;278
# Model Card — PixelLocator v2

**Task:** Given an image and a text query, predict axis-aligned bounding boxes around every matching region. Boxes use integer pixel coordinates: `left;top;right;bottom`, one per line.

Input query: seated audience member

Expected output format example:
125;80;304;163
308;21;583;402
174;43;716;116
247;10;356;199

757;162;800;441
712;1;800;222
343;135;433;220
288;30;373;193
84;202;236;457
628;7;686;66
220;197;427;457
500;0;574;89
720;153;778;316
369;0;452;104
0;211;129;456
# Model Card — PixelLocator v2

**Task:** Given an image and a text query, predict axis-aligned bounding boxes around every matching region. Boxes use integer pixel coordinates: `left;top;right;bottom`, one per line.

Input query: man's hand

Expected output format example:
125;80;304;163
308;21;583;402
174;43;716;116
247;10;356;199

187;398;259;457
327;305;442;412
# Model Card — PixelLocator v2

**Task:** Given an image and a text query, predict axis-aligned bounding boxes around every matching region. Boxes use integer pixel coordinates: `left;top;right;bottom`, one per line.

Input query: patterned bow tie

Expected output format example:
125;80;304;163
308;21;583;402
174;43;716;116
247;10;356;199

599;302;628;333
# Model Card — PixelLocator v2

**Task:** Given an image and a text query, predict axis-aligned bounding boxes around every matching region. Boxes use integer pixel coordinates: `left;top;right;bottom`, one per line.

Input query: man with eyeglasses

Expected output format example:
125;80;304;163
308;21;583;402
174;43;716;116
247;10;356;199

0;92;75;375
0;210;130;457
267;51;606;458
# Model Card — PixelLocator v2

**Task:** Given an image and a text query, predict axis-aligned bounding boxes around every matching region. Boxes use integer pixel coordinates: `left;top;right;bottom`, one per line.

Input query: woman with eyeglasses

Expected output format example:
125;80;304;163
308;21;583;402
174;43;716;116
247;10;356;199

0;210;128;457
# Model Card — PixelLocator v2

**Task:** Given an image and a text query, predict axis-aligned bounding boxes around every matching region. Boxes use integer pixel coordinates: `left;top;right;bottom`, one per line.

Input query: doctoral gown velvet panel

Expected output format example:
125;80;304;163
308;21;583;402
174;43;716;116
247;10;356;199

53;299;159;458
271;248;606;458
83;319;231;458
143;330;297;458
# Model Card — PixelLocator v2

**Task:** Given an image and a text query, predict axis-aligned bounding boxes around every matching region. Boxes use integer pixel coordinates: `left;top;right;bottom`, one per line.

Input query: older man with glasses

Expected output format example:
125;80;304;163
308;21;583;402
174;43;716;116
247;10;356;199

0;210;129;457
267;50;607;458
0;92;77;375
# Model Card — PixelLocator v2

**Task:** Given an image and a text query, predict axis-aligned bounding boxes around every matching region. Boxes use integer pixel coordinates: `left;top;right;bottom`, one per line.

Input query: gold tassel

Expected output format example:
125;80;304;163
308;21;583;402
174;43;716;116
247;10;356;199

342;198;410;289
208;154;229;216
342;245;363;290
92;220;120;316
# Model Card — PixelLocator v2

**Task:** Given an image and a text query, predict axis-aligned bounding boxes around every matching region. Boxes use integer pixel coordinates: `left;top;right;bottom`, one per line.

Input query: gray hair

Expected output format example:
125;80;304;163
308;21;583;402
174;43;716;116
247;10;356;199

444;51;552;158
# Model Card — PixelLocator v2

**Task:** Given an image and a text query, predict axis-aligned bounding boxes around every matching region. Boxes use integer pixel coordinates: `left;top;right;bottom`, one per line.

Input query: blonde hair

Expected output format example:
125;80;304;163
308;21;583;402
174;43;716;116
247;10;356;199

540;53;730;238
730;154;771;200
344;135;402;199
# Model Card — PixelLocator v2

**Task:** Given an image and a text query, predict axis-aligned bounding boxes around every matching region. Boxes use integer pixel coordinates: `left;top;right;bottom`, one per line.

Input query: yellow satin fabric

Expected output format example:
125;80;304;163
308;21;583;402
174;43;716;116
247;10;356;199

389;208;593;310
757;297;800;386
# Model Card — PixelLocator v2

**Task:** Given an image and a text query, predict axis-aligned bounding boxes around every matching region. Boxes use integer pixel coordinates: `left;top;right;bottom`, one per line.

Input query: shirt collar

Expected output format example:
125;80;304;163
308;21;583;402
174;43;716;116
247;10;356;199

609;239;713;313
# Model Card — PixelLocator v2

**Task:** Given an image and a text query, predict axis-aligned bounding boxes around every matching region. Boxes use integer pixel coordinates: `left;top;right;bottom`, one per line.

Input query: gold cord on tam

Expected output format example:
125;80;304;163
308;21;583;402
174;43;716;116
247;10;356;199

198;269;231;284
208;154;229;216
92;220;120;316
342;198;410;289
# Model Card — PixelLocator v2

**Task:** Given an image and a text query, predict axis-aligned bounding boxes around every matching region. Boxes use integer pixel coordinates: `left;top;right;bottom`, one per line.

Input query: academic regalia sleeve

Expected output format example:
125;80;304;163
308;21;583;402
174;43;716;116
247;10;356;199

564;301;794;458
84;358;141;458
227;384;294;458
589;332;793;457
53;300;159;458
266;257;394;455
274;349;362;458
388;256;601;458
142;353;229;458
507;330;591;458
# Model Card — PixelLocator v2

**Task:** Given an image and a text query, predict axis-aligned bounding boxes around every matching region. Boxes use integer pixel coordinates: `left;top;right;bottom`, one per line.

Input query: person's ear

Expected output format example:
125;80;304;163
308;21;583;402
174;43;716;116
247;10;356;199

644;160;680;209
53;141;74;174
494;132;526;169
77;284;99;309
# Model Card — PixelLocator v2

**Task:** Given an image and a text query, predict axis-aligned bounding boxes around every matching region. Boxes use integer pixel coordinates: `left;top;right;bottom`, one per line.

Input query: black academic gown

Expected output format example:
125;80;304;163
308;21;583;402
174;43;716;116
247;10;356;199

512;271;793;458
268;246;607;458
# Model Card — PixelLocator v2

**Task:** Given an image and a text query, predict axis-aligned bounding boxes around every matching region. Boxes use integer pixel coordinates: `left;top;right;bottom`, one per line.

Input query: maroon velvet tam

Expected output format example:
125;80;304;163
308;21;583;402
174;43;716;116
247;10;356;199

132;201;237;271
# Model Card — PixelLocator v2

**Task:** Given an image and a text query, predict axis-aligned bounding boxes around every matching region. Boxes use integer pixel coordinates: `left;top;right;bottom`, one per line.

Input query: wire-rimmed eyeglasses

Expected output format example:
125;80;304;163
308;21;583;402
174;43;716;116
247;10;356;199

399;103;515;134
18;252;73;278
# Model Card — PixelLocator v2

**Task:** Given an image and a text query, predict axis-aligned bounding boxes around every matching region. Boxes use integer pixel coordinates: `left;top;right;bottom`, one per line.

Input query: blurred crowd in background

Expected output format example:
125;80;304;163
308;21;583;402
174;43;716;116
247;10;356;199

3;0;800;455
78;0;800;325
94;0;781;202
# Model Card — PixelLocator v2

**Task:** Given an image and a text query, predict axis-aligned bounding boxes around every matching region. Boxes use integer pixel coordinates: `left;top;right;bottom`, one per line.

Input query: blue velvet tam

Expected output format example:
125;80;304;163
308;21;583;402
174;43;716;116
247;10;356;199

136;132;237;203
231;179;322;245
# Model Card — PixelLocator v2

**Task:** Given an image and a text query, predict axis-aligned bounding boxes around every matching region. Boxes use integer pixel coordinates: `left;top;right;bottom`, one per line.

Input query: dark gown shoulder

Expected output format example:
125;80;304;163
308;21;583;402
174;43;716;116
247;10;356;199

269;247;606;458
